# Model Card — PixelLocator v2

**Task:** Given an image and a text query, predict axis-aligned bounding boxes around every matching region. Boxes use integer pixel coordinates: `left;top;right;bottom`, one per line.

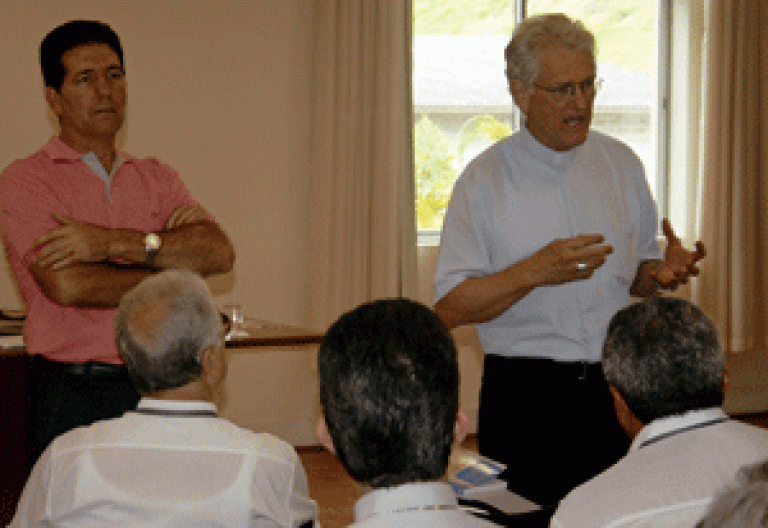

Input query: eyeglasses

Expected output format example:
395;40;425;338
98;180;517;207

533;77;603;103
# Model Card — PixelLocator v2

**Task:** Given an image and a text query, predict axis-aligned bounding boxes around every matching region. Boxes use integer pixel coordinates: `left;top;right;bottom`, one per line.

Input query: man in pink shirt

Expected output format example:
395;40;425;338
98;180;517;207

0;20;234;462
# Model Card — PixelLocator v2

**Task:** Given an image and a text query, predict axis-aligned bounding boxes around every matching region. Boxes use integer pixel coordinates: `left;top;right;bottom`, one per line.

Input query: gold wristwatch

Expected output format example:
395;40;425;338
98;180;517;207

144;232;161;265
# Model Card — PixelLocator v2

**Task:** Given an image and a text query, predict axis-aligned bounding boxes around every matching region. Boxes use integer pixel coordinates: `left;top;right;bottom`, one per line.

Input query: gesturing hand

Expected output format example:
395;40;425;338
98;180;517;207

33;214;111;269
529;234;614;286
651;218;706;289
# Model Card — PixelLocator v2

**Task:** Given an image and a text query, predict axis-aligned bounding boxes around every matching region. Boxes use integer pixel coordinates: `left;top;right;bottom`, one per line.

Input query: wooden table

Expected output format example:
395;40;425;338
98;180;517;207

224;319;323;347
217;319;325;446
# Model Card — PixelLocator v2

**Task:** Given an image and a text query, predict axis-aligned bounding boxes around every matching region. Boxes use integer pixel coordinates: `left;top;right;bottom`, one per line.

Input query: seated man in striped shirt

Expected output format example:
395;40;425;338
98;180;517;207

551;297;768;528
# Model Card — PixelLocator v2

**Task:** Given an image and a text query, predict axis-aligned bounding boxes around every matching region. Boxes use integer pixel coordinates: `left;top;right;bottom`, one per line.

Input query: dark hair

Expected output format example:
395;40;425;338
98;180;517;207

40;20;124;90
318;298;459;488
602;297;723;423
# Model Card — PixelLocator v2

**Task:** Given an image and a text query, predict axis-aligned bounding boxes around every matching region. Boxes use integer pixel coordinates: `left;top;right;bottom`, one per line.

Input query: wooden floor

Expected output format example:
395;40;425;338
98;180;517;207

298;436;479;528
297;446;359;528
299;415;768;528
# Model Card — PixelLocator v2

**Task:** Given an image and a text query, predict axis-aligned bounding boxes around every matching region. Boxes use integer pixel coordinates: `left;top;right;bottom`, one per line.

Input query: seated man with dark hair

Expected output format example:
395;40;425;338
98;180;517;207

696;458;768;528
316;298;501;527
11;270;316;528
551;297;768;527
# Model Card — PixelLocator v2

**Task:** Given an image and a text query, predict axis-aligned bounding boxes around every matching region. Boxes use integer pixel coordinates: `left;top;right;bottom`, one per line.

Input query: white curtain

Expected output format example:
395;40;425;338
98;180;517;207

308;0;417;331
693;0;768;352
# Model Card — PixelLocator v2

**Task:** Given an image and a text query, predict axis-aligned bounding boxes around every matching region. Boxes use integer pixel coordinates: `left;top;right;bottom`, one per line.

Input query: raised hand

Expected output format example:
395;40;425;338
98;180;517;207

33;213;112;269
651;218;706;289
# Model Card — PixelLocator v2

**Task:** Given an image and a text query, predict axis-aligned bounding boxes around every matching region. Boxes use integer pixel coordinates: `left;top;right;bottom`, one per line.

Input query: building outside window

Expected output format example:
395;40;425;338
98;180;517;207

414;1;662;246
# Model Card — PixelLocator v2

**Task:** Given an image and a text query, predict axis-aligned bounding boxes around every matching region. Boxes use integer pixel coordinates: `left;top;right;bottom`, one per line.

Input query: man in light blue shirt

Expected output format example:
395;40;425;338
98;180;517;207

434;13;705;508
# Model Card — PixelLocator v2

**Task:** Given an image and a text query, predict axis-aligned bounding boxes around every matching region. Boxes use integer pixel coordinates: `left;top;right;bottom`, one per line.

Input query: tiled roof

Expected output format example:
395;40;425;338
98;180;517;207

413;35;652;109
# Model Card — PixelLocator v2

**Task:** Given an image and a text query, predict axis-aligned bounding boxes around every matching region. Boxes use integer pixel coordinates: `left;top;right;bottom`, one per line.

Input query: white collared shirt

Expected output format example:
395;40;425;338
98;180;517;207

434;127;660;362
551;407;768;527
351;481;500;527
10;398;316;527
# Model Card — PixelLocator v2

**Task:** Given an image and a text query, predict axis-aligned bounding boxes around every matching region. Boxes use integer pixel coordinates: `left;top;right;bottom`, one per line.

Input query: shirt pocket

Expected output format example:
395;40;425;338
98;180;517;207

611;224;638;286
593;225;637;307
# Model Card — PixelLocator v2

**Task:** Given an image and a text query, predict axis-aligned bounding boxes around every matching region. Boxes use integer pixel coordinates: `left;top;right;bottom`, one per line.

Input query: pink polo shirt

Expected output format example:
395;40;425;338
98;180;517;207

0;136;206;364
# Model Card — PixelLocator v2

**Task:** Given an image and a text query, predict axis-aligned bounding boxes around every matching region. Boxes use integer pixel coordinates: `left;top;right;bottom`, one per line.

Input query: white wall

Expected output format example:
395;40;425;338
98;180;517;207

0;1;487;438
419;245;484;432
0;0;315;327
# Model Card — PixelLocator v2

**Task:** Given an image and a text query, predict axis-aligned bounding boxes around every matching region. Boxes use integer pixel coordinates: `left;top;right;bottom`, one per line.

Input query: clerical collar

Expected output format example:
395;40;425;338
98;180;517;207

519;123;581;174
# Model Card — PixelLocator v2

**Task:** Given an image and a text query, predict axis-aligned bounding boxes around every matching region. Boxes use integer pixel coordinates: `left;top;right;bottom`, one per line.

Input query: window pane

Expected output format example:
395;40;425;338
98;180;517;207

414;1;661;245
413;1;519;243
528;1;660;204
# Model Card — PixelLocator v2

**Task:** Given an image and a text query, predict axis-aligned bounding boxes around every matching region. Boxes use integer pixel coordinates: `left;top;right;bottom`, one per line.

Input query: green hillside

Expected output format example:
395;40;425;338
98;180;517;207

414;0;656;73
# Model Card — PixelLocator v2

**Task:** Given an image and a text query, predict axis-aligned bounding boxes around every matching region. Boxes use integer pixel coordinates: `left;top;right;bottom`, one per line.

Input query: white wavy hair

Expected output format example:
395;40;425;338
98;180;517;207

504;13;595;88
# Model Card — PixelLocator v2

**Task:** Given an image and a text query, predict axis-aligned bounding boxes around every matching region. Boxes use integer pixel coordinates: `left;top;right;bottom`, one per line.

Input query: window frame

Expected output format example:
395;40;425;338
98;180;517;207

415;0;674;246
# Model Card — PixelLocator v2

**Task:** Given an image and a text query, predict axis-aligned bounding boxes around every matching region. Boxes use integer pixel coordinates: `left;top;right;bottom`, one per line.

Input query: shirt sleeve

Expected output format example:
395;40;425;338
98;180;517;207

142;158;216;226
0;158;68;269
286;456;317;528
626;148;661;264
248;437;317;528
549;515;566;528
433;168;493;304
9;447;53;527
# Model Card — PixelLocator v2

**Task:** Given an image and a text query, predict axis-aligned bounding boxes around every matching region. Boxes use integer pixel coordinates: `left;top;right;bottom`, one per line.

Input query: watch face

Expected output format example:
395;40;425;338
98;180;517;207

145;233;161;251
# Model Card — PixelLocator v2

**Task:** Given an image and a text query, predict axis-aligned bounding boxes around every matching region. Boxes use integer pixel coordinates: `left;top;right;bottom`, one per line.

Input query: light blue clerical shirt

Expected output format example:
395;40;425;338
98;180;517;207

434;127;660;362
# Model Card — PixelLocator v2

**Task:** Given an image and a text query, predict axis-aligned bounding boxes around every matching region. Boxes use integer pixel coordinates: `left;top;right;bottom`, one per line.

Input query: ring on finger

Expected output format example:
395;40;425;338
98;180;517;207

577;262;588;271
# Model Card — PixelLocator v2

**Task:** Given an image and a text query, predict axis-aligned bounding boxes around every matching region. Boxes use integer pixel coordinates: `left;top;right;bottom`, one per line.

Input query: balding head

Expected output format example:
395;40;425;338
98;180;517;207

115;270;224;395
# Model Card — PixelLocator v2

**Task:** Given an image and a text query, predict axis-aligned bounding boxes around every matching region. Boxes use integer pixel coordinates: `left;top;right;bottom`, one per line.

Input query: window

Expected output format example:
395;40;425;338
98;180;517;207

414;0;666;245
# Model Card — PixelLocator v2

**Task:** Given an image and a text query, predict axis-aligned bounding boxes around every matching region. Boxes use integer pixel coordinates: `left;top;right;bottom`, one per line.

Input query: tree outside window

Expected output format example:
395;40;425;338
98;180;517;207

414;0;658;242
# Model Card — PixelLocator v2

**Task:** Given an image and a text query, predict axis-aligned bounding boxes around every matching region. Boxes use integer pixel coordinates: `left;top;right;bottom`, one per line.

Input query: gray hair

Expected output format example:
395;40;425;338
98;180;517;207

115;270;223;394
696;459;768;527
602;297;724;424
504;13;595;88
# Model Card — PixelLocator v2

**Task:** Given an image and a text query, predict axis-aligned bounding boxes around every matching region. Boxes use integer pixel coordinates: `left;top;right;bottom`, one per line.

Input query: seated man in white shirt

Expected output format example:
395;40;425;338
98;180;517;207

11;269;317;528
696;458;768;528
315;298;501;527
551;297;768;528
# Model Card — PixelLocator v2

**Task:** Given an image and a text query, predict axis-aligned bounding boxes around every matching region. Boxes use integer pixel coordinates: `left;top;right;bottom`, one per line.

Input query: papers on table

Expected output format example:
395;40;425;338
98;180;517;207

447;447;541;514
0;335;24;349
446;448;506;496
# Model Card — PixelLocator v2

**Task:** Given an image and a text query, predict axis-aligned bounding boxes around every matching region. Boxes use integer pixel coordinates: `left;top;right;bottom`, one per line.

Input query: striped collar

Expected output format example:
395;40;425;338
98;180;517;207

631;407;728;451
132;398;217;417
355;482;459;522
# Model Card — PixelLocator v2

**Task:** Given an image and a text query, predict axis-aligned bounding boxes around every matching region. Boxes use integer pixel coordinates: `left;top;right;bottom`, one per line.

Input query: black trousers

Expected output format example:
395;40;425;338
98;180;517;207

478;355;630;509
28;355;141;464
